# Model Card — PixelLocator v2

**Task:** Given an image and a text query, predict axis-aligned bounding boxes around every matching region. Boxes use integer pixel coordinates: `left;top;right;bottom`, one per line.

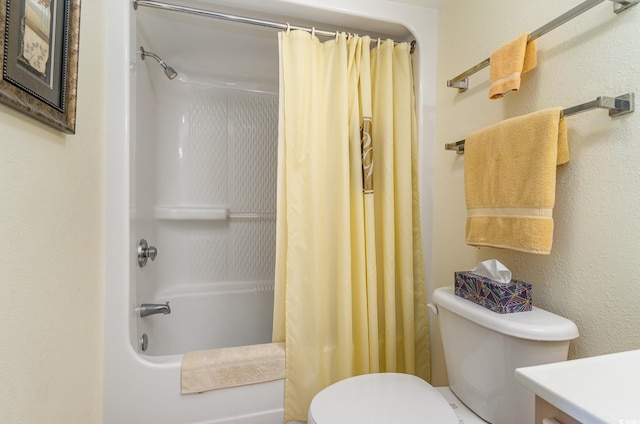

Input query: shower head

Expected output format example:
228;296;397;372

139;46;178;80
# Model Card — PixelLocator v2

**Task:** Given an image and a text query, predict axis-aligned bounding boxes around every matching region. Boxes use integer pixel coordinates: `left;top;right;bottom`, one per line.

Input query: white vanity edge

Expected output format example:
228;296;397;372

515;349;640;424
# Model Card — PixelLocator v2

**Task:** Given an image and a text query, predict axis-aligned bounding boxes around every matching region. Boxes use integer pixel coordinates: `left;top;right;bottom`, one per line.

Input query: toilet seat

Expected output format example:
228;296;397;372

307;373;459;424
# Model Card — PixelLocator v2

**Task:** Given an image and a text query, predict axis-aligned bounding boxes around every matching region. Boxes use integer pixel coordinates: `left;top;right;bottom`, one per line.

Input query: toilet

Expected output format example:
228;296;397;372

308;286;579;424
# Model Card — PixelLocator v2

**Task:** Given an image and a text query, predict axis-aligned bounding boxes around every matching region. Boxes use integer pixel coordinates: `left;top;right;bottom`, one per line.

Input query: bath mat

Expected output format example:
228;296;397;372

181;342;285;394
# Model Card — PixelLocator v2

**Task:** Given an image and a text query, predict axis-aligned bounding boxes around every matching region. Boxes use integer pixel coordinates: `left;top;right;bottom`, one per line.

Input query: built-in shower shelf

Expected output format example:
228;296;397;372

154;206;275;220
154;206;229;220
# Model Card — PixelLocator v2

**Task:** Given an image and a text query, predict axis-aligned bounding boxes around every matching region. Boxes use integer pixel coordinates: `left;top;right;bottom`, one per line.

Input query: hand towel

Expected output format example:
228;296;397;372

181;342;285;394
489;33;537;99
464;108;568;255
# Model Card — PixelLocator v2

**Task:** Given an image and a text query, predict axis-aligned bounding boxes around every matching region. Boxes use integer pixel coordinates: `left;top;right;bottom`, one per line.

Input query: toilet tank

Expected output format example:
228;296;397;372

433;286;578;424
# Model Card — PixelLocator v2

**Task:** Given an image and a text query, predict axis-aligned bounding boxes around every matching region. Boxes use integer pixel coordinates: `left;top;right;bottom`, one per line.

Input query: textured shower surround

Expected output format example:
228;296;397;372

155;84;278;287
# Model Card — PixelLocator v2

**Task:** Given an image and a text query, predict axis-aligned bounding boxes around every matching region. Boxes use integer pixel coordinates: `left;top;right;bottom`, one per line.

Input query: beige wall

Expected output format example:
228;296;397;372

432;0;640;385
0;1;105;422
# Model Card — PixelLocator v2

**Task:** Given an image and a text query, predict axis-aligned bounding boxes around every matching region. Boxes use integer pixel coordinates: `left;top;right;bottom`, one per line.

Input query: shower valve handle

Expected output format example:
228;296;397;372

137;239;158;267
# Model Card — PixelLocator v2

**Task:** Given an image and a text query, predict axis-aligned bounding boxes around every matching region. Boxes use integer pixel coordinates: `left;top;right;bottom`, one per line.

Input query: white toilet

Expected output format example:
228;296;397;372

308;286;579;424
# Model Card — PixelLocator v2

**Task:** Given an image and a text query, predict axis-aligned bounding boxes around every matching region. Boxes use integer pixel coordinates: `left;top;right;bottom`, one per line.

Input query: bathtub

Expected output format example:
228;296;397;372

105;0;438;423
126;352;285;424
141;281;275;356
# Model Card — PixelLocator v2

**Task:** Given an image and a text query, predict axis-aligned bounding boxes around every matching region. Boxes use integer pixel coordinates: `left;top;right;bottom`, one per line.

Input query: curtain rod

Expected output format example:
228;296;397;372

444;93;635;154
132;0;416;53
446;0;638;92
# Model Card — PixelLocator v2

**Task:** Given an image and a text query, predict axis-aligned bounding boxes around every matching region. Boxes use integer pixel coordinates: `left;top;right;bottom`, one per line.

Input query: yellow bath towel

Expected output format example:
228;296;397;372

181;342;285;394
489;33;537;99
464;108;569;255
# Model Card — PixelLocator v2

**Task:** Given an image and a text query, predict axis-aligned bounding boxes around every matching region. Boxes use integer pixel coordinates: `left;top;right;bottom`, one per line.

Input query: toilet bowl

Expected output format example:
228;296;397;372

308;286;579;424
307;373;460;424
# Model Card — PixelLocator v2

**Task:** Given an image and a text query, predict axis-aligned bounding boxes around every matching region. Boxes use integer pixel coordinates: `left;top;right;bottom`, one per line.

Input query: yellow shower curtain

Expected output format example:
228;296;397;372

272;30;429;422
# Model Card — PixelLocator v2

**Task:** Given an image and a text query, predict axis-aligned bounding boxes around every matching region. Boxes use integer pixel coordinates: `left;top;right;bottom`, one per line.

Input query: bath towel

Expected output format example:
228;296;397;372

464;108;569;255
181;342;285;394
489;33;537;99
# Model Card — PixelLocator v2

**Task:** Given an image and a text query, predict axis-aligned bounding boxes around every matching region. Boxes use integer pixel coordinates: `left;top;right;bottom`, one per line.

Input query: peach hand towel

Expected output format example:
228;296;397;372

464;108;569;255
181;342;285;394
489;33;537;99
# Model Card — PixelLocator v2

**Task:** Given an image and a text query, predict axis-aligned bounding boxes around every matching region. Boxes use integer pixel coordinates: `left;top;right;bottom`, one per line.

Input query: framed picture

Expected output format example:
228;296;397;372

0;0;81;134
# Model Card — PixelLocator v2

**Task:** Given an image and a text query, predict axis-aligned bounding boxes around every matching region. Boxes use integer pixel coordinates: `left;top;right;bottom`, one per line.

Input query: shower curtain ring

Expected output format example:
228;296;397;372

335;31;339;43
286;23;290;35
377;38;381;49
311;27;316;39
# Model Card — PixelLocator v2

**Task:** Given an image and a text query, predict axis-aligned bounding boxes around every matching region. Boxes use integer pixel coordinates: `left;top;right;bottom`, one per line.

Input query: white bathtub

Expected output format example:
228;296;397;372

105;0;438;423
127;351;285;424
141;281;275;356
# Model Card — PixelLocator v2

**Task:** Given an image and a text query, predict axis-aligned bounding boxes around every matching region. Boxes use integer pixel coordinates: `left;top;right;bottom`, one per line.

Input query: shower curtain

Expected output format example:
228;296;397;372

272;30;429;422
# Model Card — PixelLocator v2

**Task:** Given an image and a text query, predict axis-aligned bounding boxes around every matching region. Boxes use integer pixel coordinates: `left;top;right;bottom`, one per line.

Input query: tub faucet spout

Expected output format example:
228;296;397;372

139;302;171;318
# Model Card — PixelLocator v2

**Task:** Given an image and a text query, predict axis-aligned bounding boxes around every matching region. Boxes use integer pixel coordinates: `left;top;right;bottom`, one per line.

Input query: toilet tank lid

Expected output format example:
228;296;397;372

433;286;579;342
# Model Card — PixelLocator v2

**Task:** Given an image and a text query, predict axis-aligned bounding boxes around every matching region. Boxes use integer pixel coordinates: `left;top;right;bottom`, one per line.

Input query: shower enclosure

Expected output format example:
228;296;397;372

134;25;279;355
105;0;438;423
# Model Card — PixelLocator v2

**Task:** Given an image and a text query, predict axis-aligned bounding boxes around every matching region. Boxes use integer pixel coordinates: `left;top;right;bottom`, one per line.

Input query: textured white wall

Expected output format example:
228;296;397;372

433;0;640;385
0;1;105;422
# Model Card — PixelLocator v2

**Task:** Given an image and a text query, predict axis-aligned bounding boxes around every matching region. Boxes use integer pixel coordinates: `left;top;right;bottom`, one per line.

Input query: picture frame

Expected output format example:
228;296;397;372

0;0;81;134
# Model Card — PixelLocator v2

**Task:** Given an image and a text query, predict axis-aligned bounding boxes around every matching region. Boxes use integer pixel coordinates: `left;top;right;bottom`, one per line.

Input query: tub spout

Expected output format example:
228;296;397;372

139;302;171;318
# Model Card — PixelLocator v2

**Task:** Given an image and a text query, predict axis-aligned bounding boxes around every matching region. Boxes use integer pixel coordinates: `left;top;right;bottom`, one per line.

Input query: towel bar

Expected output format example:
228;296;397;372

445;93;635;154
446;0;639;92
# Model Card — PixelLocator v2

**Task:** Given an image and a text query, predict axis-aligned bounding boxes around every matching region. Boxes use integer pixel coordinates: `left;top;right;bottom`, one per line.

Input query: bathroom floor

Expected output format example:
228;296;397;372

435;387;488;424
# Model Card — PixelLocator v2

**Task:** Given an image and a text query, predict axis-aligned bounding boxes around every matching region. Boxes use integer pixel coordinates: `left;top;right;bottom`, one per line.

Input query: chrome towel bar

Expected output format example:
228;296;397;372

445;93;634;154
447;0;639;92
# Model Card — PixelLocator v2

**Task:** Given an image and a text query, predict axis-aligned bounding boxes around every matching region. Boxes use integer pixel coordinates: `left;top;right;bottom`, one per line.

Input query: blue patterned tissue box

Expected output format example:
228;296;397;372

454;271;532;314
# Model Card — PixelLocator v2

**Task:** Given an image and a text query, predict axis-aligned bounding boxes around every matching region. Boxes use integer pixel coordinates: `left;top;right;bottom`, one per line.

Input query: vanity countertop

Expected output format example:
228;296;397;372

515;349;640;424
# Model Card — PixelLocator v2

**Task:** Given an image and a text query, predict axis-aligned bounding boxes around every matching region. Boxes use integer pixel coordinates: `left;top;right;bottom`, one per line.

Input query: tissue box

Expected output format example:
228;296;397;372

454;271;532;314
